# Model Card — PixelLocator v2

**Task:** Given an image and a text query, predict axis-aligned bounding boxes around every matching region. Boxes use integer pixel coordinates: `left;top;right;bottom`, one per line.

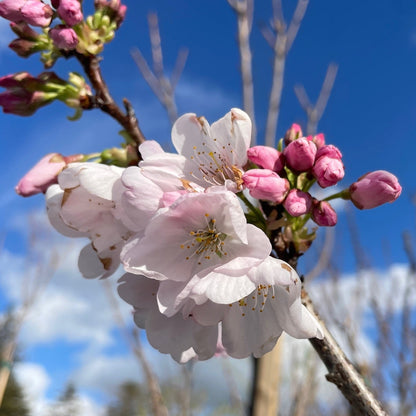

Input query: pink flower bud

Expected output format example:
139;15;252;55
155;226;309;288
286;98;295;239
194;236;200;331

57;0;83;26
283;189;312;217
284;123;302;145
247;146;285;173
349;170;402;210
15;153;66;196
21;0;53;27
312;156;345;188
242;169;289;203
51;0;60;8
0;0;26;22
312;133;325;148
316;144;342;160
10;21;39;39
9;39;38;57
311;200;337;227
49;25;79;50
283;137;317;172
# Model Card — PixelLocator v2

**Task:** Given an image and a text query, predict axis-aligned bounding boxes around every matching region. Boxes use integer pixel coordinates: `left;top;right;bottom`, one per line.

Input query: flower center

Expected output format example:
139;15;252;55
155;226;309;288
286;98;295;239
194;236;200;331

189;143;243;188
230;284;276;317
181;214;228;265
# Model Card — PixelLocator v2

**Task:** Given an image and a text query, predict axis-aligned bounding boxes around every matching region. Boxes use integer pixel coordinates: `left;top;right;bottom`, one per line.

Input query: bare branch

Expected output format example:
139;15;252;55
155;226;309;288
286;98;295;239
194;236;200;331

228;0;257;145
285;0;309;52
132;13;187;125
303;289;388;416
295;63;338;135
76;52;146;146
293;84;311;110
304;227;335;282
264;0;310;147
171;48;189;90
148;13;164;80
272;0;285;26
131;48;165;103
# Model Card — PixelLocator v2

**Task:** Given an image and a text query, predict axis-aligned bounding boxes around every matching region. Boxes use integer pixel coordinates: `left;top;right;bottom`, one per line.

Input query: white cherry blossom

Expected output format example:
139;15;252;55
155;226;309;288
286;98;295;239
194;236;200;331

46;163;131;279
118;273;218;363
121;190;271;311
171;108;252;192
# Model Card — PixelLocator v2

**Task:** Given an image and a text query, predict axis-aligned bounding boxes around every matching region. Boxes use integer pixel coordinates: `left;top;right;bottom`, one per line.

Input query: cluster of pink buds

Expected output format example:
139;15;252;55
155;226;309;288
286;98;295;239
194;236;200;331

0;71;92;116
243;123;401;233
0;0;127;65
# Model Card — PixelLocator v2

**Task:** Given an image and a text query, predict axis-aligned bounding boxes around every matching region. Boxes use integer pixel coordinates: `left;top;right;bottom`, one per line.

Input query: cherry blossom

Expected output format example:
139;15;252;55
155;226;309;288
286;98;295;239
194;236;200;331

118;257;323;362
121;190;271;314
46;163;131;278
118;273;218;363
171;108;252;192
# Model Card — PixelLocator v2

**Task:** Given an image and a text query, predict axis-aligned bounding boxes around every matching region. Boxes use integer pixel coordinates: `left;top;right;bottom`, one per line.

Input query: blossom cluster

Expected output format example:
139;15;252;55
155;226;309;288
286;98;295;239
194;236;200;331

0;0;126;118
16;108;402;362
37;109;325;362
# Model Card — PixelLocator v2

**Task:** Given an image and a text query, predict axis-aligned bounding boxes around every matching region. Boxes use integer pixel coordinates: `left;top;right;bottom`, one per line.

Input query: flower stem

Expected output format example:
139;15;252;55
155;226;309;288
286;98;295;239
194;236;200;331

323;188;350;202
74;52;146;149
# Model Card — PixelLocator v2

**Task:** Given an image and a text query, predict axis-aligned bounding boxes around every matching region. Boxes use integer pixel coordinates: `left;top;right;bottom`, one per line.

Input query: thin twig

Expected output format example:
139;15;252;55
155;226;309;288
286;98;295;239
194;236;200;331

132;13;187;125
294;63;338;135
304;227;335;281
263;0;309;147
75;53;146;147
228;0;257;145
0;222;57;406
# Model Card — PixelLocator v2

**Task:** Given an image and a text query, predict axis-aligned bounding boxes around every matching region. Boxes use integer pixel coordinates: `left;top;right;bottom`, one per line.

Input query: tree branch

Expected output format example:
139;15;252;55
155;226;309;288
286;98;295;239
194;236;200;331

302;289;388;416
75;53;146;147
132;13;187;125
294;63;338;135
228;0;257;145
264;0;309;147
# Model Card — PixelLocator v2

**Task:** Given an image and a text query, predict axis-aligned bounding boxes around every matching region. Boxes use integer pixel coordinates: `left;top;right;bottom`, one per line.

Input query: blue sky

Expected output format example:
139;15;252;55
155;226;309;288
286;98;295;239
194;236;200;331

0;0;415;413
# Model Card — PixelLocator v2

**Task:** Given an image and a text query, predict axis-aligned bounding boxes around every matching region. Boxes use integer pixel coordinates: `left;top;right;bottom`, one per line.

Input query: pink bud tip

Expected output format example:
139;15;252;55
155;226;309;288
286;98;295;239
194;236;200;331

349;170;402;210
242;169;289;203
283;137;317;172
311;200;337;227
49;26;79;50
247;146;285;173
284;123;303;145
15;153;66;197
312;155;345;188
57;0;83;26
283;189;312;217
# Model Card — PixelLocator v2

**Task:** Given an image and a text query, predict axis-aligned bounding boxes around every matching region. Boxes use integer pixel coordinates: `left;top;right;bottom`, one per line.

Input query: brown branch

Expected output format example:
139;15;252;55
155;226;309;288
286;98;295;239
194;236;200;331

302;289;388;416
294;63;338;135
75;53;146;147
263;0;309;147
228;0;257;145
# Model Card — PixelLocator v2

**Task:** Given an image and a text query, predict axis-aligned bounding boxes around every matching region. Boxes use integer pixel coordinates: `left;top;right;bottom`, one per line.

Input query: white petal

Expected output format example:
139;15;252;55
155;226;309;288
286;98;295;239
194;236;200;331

221;294;283;359
118;273;159;309
171;113;211;158
78;243;107;279
210;108;251;167
248;257;296;287
271;283;323;339
139;140;164;158
192;273;256;305
45;185;86;238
